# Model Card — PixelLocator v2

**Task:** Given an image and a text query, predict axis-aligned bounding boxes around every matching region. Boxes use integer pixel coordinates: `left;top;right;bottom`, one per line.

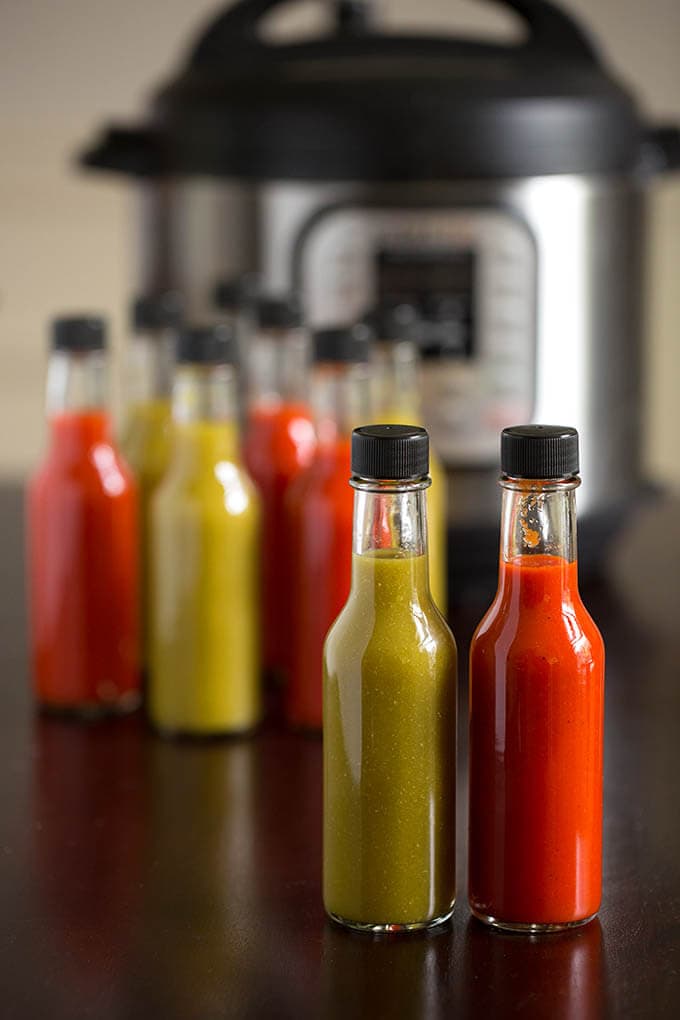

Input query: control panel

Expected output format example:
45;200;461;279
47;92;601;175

295;205;536;466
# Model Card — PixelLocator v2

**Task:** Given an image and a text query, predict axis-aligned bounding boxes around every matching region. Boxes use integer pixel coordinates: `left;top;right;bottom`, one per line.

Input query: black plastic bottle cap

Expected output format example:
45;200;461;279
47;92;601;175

501;425;580;479
132;291;184;331
213;274;260;312
364;303;420;343
352;424;429;480
176;324;236;365
52;316;106;352
313;324;372;363
254;294;302;330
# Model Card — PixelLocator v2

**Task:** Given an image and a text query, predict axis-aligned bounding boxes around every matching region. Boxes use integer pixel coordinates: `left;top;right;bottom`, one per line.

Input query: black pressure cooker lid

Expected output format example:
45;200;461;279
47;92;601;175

82;0;647;180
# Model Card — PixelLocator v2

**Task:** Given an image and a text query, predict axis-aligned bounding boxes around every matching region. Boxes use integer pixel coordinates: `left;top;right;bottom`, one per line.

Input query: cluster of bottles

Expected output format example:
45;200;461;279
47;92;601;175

28;295;606;935
27;287;447;735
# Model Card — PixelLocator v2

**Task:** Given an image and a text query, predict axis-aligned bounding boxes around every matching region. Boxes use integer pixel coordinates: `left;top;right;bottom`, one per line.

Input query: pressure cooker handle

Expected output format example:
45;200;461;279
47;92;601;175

191;0;597;59
192;0;371;50
494;0;599;61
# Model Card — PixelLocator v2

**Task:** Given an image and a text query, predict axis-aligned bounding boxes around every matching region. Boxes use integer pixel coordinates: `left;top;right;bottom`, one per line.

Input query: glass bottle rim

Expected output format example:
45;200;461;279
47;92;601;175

499;474;580;493
350;475;431;493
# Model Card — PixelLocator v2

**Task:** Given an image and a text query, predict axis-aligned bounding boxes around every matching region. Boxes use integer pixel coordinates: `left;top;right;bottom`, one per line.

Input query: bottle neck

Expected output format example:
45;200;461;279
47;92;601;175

498;477;580;597
126;329;174;404
248;327;309;407
350;477;432;603
312;362;372;447
351;478;430;557
46;349;108;418
171;364;240;463
372;339;421;422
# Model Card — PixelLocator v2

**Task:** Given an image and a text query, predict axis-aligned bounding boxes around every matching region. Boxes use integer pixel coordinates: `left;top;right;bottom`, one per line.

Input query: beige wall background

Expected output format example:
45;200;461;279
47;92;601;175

1;0;679;484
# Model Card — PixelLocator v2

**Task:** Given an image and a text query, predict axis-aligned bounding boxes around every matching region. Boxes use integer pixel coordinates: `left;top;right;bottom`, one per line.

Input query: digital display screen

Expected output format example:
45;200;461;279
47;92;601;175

376;248;476;358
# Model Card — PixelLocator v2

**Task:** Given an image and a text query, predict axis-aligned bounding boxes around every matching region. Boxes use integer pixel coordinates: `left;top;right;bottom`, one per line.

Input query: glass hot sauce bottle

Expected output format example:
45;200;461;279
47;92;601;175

149;325;261;736
120;292;183;492
468;425;605;932
285;324;373;730
120;292;183;666
27;316;140;715
324;425;457;932
243;295;316;677
213;274;259;391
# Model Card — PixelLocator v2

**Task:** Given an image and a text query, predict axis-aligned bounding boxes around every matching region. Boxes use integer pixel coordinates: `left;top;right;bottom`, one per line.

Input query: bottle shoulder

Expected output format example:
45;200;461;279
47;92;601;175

120;407;172;476
32;440;135;501
154;456;259;517
471;587;604;668
245;404;316;472
325;590;457;675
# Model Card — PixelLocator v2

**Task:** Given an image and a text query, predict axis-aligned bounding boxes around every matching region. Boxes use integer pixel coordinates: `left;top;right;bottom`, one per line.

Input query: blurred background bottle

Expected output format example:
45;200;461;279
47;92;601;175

286;324;373;730
367;303;448;612
149;324;261;735
243;295;317;679
27;316;140;715
213;273;260;411
120;291;183;668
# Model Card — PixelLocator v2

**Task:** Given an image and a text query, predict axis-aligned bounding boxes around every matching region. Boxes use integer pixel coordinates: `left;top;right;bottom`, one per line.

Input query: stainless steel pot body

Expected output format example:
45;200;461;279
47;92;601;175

134;173;645;527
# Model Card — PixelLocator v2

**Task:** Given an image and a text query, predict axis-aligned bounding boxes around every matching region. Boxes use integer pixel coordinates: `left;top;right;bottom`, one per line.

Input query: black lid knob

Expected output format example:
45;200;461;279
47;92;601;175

213;273;260;312
176;324;236;365
254;294;302;330
313;324;372;363
132;291;184;331
501;425;579;479
52;316;106;352
352;424;429;480
364;303;420;343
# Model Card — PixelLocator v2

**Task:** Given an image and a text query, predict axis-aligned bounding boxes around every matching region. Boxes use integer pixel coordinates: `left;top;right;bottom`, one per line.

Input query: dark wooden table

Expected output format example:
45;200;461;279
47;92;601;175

2;482;680;1019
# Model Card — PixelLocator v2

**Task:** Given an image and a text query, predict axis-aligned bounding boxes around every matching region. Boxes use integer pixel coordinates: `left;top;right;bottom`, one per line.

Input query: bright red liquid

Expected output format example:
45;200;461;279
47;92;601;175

244;401;316;675
286;438;353;729
468;555;605;925
28;412;140;710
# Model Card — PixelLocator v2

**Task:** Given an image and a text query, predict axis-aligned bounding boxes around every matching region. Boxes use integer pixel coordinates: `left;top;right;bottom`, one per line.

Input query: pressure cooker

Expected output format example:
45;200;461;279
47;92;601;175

80;0;679;572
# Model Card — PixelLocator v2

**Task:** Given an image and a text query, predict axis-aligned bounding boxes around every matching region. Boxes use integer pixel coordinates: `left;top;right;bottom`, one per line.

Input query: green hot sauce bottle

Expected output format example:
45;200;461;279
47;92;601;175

323;424;457;932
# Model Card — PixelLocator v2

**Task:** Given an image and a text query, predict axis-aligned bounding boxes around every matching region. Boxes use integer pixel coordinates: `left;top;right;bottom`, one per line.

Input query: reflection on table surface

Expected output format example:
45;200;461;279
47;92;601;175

461;917;607;1020
26;711;613;1020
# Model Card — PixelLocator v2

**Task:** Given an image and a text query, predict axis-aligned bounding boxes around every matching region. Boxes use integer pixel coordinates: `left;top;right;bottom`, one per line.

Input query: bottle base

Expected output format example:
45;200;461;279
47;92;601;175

471;907;598;934
327;903;454;935
150;719;260;741
38;690;141;721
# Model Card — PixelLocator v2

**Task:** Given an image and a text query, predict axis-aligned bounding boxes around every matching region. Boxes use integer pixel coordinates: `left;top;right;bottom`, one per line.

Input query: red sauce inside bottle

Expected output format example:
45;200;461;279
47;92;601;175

468;554;604;925
286;437;353;728
28;411;140;710
244;401;316;675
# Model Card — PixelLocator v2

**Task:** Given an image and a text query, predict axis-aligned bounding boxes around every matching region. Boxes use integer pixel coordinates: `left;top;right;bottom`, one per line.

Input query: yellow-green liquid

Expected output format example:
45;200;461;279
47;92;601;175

121;398;173;661
149;420;261;734
323;551;457;929
121;398;173;492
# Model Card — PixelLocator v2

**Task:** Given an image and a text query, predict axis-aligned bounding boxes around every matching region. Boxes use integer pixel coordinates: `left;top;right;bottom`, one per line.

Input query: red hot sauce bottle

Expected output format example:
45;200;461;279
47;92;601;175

242;295;316;677
27;317;140;715
468;425;605;932
285;324;373;729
